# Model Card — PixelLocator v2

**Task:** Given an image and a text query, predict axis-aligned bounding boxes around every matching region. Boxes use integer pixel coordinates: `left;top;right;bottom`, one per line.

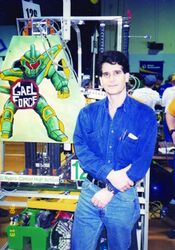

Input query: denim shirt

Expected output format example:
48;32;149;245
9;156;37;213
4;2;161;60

73;95;157;182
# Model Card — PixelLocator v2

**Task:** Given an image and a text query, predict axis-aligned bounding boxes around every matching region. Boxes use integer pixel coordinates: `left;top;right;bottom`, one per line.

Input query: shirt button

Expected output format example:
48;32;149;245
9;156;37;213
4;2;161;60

111;130;114;133
108;160;111;163
109;145;112;149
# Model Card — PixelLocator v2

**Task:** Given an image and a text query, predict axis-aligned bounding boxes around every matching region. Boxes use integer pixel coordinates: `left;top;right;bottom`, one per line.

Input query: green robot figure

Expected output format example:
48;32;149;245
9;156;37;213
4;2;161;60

0;44;70;142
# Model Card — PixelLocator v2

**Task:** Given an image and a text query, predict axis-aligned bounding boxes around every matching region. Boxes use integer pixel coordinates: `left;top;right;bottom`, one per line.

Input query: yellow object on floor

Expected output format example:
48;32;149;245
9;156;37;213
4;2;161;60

27;191;80;212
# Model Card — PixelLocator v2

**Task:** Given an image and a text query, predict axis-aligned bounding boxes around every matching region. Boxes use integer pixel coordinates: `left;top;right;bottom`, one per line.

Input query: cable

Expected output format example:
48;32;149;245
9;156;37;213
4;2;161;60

127;74;141;94
36;19;79;83
149;200;163;219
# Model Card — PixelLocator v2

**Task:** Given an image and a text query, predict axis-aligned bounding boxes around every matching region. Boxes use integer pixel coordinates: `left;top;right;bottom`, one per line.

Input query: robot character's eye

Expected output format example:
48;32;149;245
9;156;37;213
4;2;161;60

26;61;40;69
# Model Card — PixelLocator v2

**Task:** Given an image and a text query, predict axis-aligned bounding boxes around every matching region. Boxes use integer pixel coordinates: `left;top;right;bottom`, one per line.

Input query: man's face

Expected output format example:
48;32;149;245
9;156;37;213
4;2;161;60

99;62;129;96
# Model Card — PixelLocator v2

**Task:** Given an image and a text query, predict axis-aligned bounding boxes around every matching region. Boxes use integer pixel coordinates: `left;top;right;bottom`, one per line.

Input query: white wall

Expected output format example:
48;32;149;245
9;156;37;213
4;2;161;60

101;0;175;79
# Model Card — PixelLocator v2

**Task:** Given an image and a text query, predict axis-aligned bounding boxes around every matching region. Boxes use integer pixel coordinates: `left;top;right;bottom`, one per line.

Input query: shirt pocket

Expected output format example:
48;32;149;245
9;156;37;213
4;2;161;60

117;133;139;162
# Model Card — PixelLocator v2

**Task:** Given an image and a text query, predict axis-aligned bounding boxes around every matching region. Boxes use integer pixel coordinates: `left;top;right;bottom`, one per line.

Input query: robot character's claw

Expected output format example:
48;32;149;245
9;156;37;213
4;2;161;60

57;86;70;99
57;90;70;99
47;119;68;142
0;108;14;139
49;129;68;142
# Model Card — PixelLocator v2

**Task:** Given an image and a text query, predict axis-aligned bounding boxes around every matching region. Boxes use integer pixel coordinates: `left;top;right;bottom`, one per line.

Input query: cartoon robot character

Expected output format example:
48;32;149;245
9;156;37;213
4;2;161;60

0;43;71;142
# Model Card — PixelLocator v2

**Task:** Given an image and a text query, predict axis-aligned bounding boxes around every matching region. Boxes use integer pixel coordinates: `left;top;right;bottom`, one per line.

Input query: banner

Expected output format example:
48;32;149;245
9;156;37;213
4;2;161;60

139;60;164;76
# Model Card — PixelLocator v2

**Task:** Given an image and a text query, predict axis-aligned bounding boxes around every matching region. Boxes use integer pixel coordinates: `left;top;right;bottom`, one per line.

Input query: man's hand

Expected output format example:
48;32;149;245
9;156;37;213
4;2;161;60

91;188;114;208
106;164;134;192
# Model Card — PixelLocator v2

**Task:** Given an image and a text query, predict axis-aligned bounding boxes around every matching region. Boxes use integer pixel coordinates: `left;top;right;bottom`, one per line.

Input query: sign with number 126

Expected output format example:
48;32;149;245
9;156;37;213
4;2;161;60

71;160;87;180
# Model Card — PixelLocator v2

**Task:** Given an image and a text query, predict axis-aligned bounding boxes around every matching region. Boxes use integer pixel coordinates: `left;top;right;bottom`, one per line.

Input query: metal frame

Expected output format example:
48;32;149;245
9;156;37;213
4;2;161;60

16;16;126;84
0;170;150;250
143;169;150;250
136;169;150;250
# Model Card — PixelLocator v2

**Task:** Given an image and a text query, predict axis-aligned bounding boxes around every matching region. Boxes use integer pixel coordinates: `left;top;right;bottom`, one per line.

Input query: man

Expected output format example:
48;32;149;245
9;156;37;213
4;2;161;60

162;75;175;112
71;51;157;250
166;97;175;227
161;77;175;142
132;74;161;110
159;74;175;97
154;74;164;92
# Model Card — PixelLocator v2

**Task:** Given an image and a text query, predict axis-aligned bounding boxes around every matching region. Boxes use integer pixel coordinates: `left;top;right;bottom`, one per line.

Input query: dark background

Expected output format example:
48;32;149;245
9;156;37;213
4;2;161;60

0;0;101;75
0;0;101;25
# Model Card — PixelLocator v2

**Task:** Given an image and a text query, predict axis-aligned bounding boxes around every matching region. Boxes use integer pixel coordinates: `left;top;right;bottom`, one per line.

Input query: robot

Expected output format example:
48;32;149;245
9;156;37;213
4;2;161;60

0;43;70;142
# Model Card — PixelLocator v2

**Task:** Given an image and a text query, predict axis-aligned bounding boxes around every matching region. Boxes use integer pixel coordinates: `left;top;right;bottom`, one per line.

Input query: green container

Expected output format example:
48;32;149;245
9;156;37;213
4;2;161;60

6;209;50;250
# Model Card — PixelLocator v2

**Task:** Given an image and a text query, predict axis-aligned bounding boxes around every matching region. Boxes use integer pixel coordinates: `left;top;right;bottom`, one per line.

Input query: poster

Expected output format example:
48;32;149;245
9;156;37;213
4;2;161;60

0;35;85;143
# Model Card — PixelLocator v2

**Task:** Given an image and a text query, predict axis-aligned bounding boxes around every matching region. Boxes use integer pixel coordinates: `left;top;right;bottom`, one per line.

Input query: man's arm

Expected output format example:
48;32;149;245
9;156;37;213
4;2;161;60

106;165;134;192
91;111;157;209
74;108;113;181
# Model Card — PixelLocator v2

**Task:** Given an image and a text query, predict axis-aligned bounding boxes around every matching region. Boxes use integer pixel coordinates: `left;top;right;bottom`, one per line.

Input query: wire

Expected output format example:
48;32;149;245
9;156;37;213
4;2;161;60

128;74;141;94
149;200;163;219
36;18;79;84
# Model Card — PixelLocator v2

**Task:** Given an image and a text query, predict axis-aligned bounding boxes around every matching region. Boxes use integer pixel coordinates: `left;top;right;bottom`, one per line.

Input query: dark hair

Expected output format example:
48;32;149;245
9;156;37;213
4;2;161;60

97;51;130;76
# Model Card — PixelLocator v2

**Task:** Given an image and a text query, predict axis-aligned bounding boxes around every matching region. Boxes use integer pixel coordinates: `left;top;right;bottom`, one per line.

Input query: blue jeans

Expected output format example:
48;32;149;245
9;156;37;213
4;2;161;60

71;179;140;250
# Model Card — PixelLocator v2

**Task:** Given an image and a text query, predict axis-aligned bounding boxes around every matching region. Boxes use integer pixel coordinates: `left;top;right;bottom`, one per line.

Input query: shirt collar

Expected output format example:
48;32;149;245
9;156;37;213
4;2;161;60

104;95;129;113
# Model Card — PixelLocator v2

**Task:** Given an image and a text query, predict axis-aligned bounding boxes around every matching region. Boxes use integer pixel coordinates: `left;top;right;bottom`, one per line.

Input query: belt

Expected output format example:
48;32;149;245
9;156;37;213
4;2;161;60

87;174;106;188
